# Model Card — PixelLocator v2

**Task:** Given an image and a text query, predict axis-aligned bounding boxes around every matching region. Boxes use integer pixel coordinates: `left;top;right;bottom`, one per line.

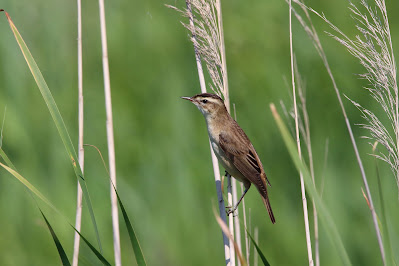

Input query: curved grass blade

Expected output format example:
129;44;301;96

72;228;111;266
1;148;71;266
86;144;147;265
213;208;247;266
245;228;270;266
40;209;71;266
0;151;111;265
0;147;16;170
373;144;396;266
270;103;351;266
113;185;147;266
0;10;102;252
0;160;60;214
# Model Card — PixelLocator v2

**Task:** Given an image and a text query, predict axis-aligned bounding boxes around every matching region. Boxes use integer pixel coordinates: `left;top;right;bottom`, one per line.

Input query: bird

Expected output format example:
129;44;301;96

181;93;275;224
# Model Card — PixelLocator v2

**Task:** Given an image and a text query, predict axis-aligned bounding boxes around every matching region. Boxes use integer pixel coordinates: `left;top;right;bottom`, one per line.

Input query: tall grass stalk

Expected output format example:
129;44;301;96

227;173;236;266
296;66;319;266
214;208;247;266
167;0;233;264
253;227;259;266
241;183;249;266
98;0;121;264
215;1;239;263
280;64;320;266
290;0;385;263
289;1;313;265
72;0;84;264
232;104;242;265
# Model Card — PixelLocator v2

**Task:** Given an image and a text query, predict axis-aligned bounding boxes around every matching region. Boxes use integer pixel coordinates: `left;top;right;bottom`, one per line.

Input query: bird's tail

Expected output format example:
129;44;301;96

261;195;275;224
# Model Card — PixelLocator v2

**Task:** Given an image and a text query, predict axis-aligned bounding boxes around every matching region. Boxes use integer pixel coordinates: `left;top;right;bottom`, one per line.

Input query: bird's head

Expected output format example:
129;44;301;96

181;93;227;119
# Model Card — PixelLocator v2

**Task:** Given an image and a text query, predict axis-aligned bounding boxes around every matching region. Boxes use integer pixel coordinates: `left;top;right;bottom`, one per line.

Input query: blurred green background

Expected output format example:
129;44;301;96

0;0;399;265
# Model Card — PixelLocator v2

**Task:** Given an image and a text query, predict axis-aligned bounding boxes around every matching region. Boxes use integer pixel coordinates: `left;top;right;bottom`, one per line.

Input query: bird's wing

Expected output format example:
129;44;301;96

219;128;267;189
219;126;275;224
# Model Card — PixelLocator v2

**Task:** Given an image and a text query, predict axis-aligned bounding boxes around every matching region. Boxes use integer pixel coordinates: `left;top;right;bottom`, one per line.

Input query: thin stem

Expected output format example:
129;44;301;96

241;183;250;266
215;1;238;263
297;64;319;266
227;174;236;266
186;1;231;264
253;227;259;266
232;104;242;264
289;1;313;265
72;0;83;264
232;180;242;266
292;1;385;263
98;1;121;265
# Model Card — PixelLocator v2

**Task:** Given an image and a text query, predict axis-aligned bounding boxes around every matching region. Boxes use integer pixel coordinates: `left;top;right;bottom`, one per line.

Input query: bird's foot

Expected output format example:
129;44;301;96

225;206;236;216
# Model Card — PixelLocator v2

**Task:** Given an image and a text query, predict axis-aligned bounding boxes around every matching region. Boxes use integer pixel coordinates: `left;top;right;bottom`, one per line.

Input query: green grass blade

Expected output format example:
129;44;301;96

270;104;351;266
374;150;395;266
0;150;111;265
86;144;147;265
72;228;112;266
39;209;71;266
1;10;102;252
245;228;270;266
112;183;147;265
1;147;71;266
0;161;62;214
0;148;17;170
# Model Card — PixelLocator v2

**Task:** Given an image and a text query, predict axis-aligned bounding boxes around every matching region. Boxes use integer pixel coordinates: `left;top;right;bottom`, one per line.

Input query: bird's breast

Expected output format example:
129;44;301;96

207;130;246;183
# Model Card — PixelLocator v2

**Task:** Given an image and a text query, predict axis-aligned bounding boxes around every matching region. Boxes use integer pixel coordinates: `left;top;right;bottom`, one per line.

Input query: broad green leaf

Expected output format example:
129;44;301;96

270;103;351;266
1;10;102;252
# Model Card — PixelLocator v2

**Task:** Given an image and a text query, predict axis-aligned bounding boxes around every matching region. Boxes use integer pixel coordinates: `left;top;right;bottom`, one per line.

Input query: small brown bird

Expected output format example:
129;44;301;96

182;93;275;224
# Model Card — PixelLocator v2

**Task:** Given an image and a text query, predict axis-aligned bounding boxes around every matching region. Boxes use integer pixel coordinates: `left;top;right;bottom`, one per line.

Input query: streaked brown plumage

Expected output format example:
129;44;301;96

182;93;275;224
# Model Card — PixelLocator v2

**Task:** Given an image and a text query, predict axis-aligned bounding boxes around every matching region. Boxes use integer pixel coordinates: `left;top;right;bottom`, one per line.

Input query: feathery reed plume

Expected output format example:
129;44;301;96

167;0;228;99
290;0;388;263
167;0;237;264
339;1;398;186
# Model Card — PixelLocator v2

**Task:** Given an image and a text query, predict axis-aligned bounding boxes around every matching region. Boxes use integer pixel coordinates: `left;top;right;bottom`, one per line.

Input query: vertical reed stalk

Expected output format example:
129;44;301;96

168;1;237;263
298;72;319;266
241;183;249;266
232;105;243;264
215;1;239;262
72;0;83;264
98;1;121;265
289;1;313;265
253;227;259;266
227;173;236;266
185;1;231;264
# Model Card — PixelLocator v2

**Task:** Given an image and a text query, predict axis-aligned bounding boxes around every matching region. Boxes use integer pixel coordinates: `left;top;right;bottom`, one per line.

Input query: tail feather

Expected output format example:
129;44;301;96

261;195;275;224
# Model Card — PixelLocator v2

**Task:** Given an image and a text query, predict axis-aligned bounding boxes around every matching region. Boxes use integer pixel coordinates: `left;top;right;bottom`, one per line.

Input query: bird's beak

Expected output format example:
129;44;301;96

181;96;193;102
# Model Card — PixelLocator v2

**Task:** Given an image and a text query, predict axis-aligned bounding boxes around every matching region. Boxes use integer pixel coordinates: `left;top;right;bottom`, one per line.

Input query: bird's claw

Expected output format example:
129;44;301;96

225;206;235;216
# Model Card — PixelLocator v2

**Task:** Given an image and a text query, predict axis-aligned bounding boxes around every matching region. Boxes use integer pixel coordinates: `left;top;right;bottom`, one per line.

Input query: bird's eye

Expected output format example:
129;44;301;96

202;99;208;104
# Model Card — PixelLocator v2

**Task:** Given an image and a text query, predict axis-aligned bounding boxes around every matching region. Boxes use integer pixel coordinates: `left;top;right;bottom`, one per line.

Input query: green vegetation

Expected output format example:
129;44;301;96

0;0;398;265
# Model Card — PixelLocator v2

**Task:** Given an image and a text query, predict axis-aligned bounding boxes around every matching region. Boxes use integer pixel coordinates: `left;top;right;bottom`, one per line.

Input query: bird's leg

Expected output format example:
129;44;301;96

226;186;250;216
